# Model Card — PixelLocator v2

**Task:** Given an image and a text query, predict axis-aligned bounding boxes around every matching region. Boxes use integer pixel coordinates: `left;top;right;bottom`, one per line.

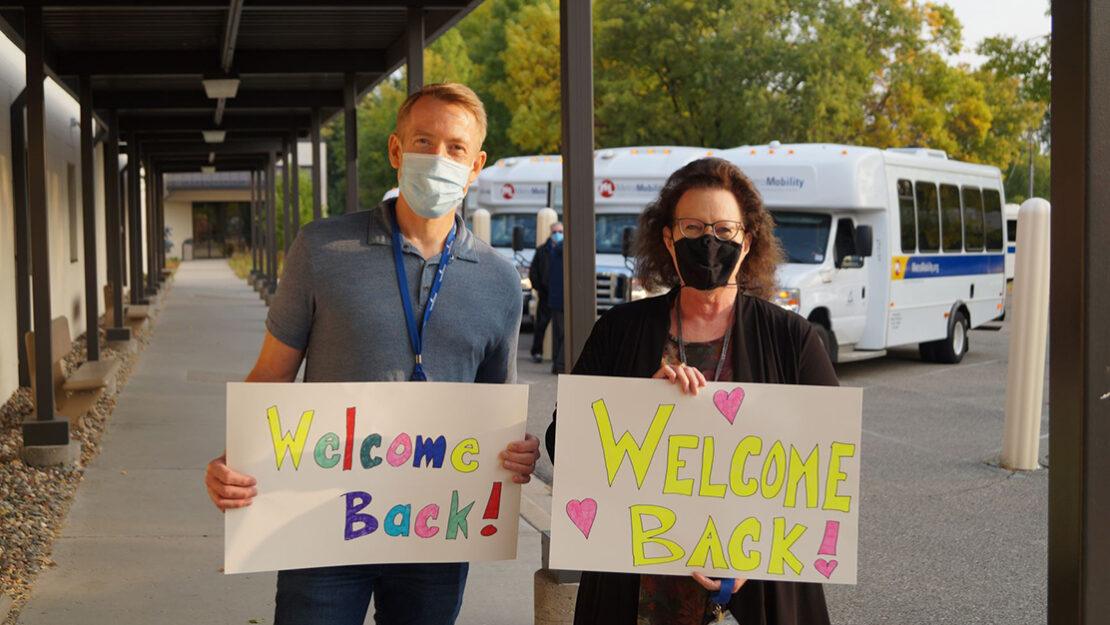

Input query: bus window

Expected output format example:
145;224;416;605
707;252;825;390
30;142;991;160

940;184;963;252
772;211;832;264
898;179;916;253
983;190;1004;251
1007;219;1017;244
962;186;984;251
915;181;940;253
490;213;537;248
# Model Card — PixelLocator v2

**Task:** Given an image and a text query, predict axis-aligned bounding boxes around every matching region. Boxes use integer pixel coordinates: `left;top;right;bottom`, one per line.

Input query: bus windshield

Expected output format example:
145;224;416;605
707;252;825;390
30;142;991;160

772;211;832;264
490;213;537;248
596;214;639;255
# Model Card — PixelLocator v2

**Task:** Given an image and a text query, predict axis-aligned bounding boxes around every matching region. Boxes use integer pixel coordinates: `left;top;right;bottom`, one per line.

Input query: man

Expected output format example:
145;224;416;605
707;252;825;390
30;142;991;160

547;231;566;374
204;83;541;625
527;221;563;363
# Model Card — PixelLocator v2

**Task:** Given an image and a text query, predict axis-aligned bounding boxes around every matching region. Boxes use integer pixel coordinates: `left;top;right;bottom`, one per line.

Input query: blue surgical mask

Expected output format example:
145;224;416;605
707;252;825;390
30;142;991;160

550;231;564;244
399;153;472;219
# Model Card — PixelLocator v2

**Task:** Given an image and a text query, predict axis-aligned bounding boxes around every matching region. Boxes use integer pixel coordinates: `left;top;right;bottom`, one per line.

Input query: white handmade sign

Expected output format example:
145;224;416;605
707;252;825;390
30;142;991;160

224;382;528;574
551;375;862;584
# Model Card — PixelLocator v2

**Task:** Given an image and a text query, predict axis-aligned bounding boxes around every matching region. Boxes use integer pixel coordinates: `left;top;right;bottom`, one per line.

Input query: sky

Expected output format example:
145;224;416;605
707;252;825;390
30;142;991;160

939;0;1051;66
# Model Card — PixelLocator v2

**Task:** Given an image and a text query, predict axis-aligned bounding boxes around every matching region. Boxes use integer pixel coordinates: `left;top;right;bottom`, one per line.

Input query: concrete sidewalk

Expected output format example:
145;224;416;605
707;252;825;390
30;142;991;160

17;259;540;625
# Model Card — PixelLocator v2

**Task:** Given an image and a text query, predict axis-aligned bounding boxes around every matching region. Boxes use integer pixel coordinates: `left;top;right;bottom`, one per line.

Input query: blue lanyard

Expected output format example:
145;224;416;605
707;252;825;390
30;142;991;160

390;207;457;381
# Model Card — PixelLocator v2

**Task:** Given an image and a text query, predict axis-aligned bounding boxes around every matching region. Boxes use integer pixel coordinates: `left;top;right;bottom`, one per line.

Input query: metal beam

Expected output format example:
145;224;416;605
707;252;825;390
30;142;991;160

290;129;300;239
406;5;424;95
92;90;343;110
79;76;100;361
282;136;291;252
267;154;278;295
1049;1;1110;623
22;4;68;446
559;0;596;370
2;1;473;7
126;137;145;305
344;72;358;213
102;110;129;340
118;115;310;133
55;49;387;76
144;154;157;296
311;107;322;220
139;139;283;155
10;91;31;388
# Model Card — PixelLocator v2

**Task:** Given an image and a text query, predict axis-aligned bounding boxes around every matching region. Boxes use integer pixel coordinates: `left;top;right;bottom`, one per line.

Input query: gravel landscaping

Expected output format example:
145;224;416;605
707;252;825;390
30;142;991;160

0;302;159;624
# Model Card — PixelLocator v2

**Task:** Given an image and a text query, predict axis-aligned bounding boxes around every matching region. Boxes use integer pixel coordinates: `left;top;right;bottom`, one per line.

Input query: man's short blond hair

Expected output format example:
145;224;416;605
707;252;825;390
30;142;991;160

396;82;488;144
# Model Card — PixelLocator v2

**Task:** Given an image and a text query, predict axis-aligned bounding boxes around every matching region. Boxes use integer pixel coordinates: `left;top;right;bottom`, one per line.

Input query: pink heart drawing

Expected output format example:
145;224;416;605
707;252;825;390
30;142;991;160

713;387;745;424
566;498;598;539
814;558;838;579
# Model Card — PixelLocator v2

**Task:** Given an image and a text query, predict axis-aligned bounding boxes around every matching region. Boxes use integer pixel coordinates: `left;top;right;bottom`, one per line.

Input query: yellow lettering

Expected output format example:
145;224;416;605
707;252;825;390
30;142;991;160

450;437;480;473
729;436;762;497
663;435;698;496
768;517;806;576
727;517;762;572
629;505;685;566
784;445;821;508
823;441;856;512
266;406;315;470
760;441;787;500
686;516;728;569
594;400;672;488
698;437;727;498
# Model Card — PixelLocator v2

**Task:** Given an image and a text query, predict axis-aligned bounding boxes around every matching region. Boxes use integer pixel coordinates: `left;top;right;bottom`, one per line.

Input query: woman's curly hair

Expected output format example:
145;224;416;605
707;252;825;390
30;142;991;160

633;157;783;300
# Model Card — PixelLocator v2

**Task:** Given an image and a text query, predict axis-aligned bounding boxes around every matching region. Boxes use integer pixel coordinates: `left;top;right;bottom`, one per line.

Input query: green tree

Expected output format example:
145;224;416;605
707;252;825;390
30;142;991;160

497;0;561;152
274;169;315;249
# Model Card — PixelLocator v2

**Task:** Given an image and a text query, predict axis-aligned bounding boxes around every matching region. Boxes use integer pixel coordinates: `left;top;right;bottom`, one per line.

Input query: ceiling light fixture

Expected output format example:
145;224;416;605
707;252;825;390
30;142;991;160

202;77;240;99
200;165;216;174
202;130;226;143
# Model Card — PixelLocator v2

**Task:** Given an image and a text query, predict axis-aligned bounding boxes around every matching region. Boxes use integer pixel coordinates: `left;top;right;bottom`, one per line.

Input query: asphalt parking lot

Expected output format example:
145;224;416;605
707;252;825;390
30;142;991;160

517;309;1048;625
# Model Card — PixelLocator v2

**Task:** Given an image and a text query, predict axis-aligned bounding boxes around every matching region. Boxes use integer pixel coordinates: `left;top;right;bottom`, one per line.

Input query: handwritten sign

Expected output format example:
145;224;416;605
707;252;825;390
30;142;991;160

550;375;862;584
224;382;528;574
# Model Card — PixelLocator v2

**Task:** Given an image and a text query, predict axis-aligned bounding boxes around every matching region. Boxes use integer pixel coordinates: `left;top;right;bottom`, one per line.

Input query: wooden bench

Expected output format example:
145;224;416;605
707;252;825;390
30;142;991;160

25;316;119;424
101;283;132;327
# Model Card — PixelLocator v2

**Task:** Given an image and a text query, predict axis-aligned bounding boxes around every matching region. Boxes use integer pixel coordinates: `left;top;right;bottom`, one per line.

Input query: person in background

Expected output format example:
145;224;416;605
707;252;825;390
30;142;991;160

546;228;566;374
204;82;541;625
545;157;836;625
528;222;564;363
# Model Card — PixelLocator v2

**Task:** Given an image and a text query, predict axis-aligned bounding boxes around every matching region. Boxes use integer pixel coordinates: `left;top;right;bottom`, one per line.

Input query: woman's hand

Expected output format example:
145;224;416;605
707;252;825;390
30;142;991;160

691;572;745;595
653;362;707;396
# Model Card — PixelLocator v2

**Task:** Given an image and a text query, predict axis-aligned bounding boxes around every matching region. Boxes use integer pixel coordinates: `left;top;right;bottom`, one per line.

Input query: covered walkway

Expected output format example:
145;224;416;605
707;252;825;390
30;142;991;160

15;260;539;625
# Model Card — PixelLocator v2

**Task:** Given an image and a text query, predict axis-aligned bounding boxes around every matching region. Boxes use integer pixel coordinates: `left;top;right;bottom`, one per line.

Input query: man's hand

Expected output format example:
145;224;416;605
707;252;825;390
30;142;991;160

205;452;258;511
500;433;541;484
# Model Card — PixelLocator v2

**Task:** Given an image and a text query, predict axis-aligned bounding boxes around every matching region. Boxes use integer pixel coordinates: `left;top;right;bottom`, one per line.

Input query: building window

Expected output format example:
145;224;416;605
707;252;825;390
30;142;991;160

67;162;78;263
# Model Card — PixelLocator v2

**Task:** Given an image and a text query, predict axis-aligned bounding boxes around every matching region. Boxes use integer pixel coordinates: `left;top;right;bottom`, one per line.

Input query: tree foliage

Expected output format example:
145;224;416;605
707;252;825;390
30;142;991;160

322;0;1050;214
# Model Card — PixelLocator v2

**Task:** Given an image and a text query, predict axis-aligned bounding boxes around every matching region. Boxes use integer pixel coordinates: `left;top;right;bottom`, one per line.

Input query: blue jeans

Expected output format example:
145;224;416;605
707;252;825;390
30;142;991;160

274;563;469;625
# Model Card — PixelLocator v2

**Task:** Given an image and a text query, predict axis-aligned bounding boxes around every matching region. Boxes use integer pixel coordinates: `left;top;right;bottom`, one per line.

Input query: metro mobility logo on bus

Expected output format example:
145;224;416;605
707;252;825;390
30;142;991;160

598;179;616;198
908;260;941;275
762;175;806;190
500;183;515;200
596;179;665;200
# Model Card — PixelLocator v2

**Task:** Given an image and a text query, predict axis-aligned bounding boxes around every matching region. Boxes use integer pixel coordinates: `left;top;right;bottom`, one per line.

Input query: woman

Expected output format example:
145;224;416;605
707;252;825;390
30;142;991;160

545;157;837;625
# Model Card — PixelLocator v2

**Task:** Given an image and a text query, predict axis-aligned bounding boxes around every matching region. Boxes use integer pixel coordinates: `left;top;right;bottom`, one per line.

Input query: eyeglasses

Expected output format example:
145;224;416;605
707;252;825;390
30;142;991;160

674;218;745;242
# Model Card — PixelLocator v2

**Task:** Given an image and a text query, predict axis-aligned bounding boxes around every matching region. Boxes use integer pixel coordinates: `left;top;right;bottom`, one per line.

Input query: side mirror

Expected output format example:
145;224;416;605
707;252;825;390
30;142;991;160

511;225;525;252
621;226;635;258
854;225;873;257
839;255;865;269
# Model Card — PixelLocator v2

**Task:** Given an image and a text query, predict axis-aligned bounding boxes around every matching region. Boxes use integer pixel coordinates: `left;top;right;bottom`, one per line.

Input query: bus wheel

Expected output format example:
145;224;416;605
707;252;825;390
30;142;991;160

814;324;838;364
931;310;969;364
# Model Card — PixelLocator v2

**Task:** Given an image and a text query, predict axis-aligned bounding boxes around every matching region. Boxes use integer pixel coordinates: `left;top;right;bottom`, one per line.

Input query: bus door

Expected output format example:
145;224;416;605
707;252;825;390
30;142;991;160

831;217;868;345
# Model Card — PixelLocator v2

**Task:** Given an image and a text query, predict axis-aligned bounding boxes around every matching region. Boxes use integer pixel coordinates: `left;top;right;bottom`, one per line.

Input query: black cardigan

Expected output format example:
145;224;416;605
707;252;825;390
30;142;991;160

545;289;838;625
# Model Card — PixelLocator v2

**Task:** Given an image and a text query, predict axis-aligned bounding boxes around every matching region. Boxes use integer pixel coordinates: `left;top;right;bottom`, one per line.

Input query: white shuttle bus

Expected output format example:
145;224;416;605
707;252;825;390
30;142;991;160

1004;202;1019;281
721;143;1007;364
474;146;716;310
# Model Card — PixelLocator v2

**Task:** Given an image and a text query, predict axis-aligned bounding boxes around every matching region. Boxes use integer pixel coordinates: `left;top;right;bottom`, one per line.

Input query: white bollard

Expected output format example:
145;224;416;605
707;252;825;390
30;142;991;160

470;208;491;244
536;207;558;247
1001;198;1051;470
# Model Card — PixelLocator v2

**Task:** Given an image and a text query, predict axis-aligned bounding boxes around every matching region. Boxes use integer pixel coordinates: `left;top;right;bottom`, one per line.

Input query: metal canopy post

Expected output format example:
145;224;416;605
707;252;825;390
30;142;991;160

79;76;100;361
1048;1;1110;622
126;137;146;305
21;5;68;447
282;137;291;253
144;153;158;296
407;6;425;95
311;107;323;220
250;170;259;278
267;154;278;296
103;111;130;342
155;168;166;282
290;130;300;240
344;72;358;214
559;0;597;370
10;91;31;388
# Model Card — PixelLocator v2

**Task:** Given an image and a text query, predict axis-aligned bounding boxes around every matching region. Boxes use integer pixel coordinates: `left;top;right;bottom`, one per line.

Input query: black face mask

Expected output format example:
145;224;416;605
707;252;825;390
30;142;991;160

672;234;743;290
